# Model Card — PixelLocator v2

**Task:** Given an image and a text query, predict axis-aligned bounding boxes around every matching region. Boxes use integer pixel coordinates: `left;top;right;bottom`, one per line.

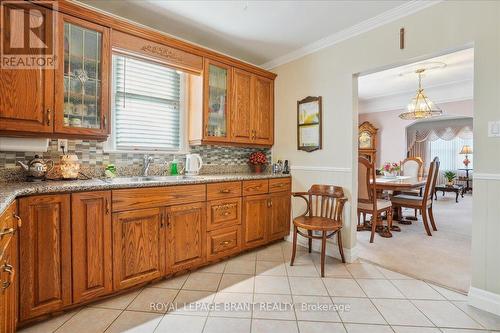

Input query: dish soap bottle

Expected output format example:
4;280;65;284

170;156;179;175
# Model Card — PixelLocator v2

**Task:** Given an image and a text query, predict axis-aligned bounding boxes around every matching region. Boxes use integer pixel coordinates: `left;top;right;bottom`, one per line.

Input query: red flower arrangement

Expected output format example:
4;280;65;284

248;152;267;173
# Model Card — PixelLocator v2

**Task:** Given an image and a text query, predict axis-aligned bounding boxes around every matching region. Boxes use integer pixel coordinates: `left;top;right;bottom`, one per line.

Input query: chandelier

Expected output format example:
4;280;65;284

399;68;442;120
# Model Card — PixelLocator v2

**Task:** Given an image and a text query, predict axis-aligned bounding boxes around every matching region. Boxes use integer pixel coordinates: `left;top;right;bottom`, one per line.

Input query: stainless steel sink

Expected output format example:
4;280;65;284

107;175;207;183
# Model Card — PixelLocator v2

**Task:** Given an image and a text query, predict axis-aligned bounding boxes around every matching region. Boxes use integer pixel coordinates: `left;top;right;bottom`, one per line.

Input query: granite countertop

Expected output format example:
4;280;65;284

0;173;291;216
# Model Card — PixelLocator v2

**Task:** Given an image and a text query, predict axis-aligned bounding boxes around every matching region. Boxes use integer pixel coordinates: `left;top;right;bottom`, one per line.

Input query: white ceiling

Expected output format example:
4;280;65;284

77;0;412;66
358;48;474;113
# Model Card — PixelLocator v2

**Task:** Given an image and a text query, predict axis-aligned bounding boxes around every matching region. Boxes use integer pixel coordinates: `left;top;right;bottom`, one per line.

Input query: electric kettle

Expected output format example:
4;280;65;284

185;154;203;176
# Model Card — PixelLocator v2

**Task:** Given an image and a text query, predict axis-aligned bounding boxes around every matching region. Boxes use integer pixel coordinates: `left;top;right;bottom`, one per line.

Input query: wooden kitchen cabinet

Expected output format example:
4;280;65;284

0;202;19;333
18;194;72;321
54;14;110;138
0;2;55;135
242;194;270;249
268;191;291;241
231;68;253;143
71;191;112;303
112;208;165;290
166;202;206;273
252;75;274;145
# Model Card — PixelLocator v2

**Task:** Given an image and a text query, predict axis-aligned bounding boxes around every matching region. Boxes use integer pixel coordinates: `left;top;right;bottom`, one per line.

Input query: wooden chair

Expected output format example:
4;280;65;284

400;157;424;218
357;157;393;243
290;185;348;277
391;157;440;236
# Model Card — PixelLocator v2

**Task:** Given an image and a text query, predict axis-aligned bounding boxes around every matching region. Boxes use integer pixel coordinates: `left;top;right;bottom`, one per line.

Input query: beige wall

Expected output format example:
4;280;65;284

359;99;474;168
271;0;500;309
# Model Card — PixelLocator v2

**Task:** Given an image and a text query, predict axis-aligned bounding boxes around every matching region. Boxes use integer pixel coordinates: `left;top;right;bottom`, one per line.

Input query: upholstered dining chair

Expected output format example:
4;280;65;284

357;157;393;243
290;185;348;277
391;157;440;236
400;157;425;218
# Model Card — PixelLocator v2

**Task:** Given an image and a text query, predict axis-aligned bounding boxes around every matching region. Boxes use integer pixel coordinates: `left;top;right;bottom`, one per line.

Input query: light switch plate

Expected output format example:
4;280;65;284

488;121;500;137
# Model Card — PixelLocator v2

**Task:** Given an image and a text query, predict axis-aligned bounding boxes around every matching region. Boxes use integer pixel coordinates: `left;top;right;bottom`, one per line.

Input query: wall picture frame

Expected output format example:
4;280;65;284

297;96;322;152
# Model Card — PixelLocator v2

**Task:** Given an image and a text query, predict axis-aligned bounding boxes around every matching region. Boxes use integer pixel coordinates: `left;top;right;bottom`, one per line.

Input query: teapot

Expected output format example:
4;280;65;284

17;155;54;181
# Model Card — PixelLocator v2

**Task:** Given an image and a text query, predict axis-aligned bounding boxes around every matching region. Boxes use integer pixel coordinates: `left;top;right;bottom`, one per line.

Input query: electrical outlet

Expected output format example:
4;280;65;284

58;139;68;152
488;121;500;137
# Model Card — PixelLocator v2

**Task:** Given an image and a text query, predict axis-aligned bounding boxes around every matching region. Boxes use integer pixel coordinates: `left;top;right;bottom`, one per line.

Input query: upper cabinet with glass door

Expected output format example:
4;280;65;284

204;59;231;142
54;15;110;137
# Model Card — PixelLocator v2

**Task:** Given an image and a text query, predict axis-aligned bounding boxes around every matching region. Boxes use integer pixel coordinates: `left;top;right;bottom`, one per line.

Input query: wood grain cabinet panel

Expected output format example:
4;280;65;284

71;191;112;303
242;194;269;249
166;202;206;273
242;180;269;196
207;181;242;201
0;2;54;134
252;76;274;145
269;178;291;193
231;69;253;143
112;208;165;290
18;194;71;321
207;225;241;261
0;201;18;333
268;192;291;241
207;198;241;231
112;185;206;212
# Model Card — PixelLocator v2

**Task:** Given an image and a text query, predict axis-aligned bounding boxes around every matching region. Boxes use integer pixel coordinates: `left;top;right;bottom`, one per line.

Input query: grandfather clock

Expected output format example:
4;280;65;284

358;121;378;165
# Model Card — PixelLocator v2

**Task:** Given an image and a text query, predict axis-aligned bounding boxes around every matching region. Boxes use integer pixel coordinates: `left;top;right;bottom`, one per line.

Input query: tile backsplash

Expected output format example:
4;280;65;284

0;139;271;180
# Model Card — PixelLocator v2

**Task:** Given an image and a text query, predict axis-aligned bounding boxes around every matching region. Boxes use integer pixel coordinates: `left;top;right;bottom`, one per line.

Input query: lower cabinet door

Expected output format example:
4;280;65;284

71;191;113;303
18;195;72;321
268;192;291;241
166;202;206;273
112;208;165;290
0;235;16;333
242;194;270;249
207;225;241;261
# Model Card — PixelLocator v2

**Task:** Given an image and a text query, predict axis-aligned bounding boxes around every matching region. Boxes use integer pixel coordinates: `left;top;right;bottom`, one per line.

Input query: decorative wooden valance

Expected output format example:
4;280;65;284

112;30;203;74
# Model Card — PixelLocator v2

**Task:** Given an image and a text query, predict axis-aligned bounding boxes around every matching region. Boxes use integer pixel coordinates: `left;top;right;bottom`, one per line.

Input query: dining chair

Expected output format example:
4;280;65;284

400;157;424;218
290;185;348;277
391;157;440;236
357;157;393;243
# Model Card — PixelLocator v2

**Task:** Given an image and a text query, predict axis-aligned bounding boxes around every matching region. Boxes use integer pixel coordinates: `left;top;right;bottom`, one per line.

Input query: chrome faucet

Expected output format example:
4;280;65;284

142;154;153;176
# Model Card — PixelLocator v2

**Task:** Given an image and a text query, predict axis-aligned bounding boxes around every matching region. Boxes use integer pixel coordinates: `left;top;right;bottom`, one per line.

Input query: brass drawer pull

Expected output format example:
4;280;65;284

0;227;15;239
13;214;22;228
2;263;14;290
222;211;231;216
220;189;231;194
46;108;51;125
220;240;232;246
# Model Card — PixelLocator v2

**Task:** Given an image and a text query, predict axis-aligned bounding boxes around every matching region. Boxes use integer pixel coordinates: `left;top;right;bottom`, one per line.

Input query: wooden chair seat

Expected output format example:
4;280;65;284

293;216;342;231
358;199;392;211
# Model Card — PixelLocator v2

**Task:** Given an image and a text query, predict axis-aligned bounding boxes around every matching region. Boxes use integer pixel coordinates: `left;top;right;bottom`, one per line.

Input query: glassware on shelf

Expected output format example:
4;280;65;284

207;64;228;138
63;22;102;130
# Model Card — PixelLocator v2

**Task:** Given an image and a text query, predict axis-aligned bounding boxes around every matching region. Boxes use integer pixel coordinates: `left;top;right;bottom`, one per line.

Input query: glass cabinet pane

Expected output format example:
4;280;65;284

207;64;228;138
63;22;102;129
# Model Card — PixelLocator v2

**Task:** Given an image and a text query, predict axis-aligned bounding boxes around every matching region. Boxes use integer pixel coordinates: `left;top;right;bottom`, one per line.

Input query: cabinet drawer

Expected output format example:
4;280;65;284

207;226;241;261
0;202;18;262
207;181;242;200
269;178;291;193
207;198;241;231
242;180;268;196
112;184;206;212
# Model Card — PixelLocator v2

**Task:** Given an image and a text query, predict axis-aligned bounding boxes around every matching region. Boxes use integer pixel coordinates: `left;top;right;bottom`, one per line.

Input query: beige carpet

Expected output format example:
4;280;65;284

357;192;472;293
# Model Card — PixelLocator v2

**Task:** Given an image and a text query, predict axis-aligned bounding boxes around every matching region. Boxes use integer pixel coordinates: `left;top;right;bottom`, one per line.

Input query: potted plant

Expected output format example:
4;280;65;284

443;171;457;186
380;162;401;178
248;151;268;173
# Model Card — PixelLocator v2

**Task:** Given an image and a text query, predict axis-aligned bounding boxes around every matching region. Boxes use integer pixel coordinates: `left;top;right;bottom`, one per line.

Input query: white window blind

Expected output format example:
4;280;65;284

429;137;473;171
112;54;182;151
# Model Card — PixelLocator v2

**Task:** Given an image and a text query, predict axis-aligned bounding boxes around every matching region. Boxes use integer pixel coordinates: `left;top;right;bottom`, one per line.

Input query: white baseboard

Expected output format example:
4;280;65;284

284;236;358;263
468;286;500;316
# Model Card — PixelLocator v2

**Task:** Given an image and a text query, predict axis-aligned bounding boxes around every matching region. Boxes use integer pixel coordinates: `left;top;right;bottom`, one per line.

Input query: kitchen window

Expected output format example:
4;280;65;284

107;54;185;152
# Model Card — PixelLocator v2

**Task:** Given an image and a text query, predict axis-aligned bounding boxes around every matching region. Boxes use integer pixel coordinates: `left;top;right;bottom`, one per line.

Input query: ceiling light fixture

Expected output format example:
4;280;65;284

399;68;443;120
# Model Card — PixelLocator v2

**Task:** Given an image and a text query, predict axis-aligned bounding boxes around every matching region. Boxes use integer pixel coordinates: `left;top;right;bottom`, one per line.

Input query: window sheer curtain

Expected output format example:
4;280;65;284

406;117;473;183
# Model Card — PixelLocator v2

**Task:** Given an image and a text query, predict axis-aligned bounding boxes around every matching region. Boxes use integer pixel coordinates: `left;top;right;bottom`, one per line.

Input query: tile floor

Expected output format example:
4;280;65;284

19;241;500;333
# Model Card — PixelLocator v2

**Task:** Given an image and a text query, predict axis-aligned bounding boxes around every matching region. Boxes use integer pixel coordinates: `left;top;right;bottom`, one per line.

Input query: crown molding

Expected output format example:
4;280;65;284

261;0;442;70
